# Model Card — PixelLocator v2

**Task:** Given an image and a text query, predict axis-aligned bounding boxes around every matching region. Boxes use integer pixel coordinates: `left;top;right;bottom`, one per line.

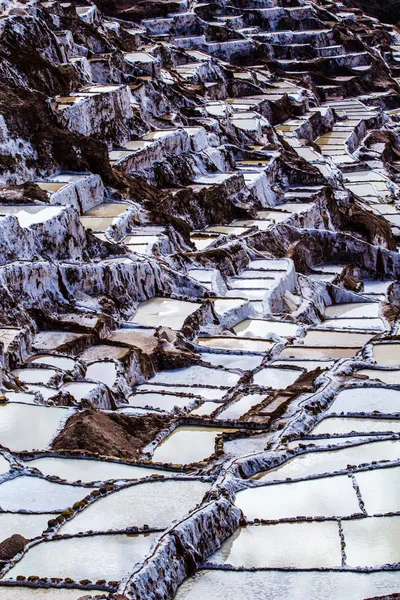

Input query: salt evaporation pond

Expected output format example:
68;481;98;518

0;403;72;451
149;365;240;388
302;330;373;347
201;353;263;371
6;532;158;582
61;480;209;534
0;455;9;475
28;355;75;370
128;392;195;411
85;361;117;387
354;466;400;514
0;476;93;511
131;298;200;329
320;318;384;331
327;387;400;414
152;426;237;464
197;337;275;352
280;347;357;359
233;319;298;338
174;570;400;600
210;522;341;568
27;456;168;483
373;344;400;366
311;417;400;436
254;440;400;482
218;394;266;420
236;475;360;520
0;589;104;599
325;303;380;318
357;369;400;385
0;513;51;540
61;382;99;402
12;368;58;384
343;516;400;567
253;367;301;389
139;383;227;400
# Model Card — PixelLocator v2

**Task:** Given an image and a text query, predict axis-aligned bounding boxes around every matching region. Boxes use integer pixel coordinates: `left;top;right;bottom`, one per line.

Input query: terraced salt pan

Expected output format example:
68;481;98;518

61;480;209;534
343;516;400;567
236;475;360;520
354;466;400;514
320;318;384;331
190;402;219;416
27;456;167;484
254;440;400;482
33;331;83;352
85;361;117;387
210;522;341;568
197;337;275;352
302;330;374;347
12;368;58;385
280;347;358;359
0;589;103;599
85;202;130;217
0;454;9;475
272;359;335;371
152;426;237;464
327;387;400;415
0;476;93;512
253;367;301;389
131;298;200;329
128;392;195;411
61;382;99;401
28;355;75;370
149;366;240;388
0;403;72;451
217;394;267;420
107;328;157;352
357;369;400;385
0;513;52;541
174;569;400;600
325;303;380;318
6;532;158;582
138;384;227;400
233;320;299;338
373;344;400;367
201;353;263;371
312;417;400;436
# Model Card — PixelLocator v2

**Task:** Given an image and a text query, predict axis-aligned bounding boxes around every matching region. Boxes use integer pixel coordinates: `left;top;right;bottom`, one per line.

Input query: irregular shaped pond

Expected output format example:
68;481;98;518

254;440;400;482
85;361;117;387
373;344;400;366
61;480;209;534
354;466;400;514
12;368;58;385
201;353;263;371
327;387;400;415
234;319;299;338
131;298;200;329
0;589;103;599
174;570;400;600
343;516;400;567
312;417;400;436
217;394;266;420
357;369;400;385
128;392;195;411
302;330;374;348
28;355;75;370
197;337;274;352
152;426;237;464
253;367;301;389
325;303;380;319
0;404;73;451
27;457;168;484
0;513;52;541
0;476;93;512
236;475;360;519
210;522;341;568
149;366;240;388
6;532;158;582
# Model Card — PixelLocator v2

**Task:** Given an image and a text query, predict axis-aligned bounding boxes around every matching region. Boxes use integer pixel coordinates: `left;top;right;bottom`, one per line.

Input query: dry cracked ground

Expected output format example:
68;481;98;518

0;0;400;598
